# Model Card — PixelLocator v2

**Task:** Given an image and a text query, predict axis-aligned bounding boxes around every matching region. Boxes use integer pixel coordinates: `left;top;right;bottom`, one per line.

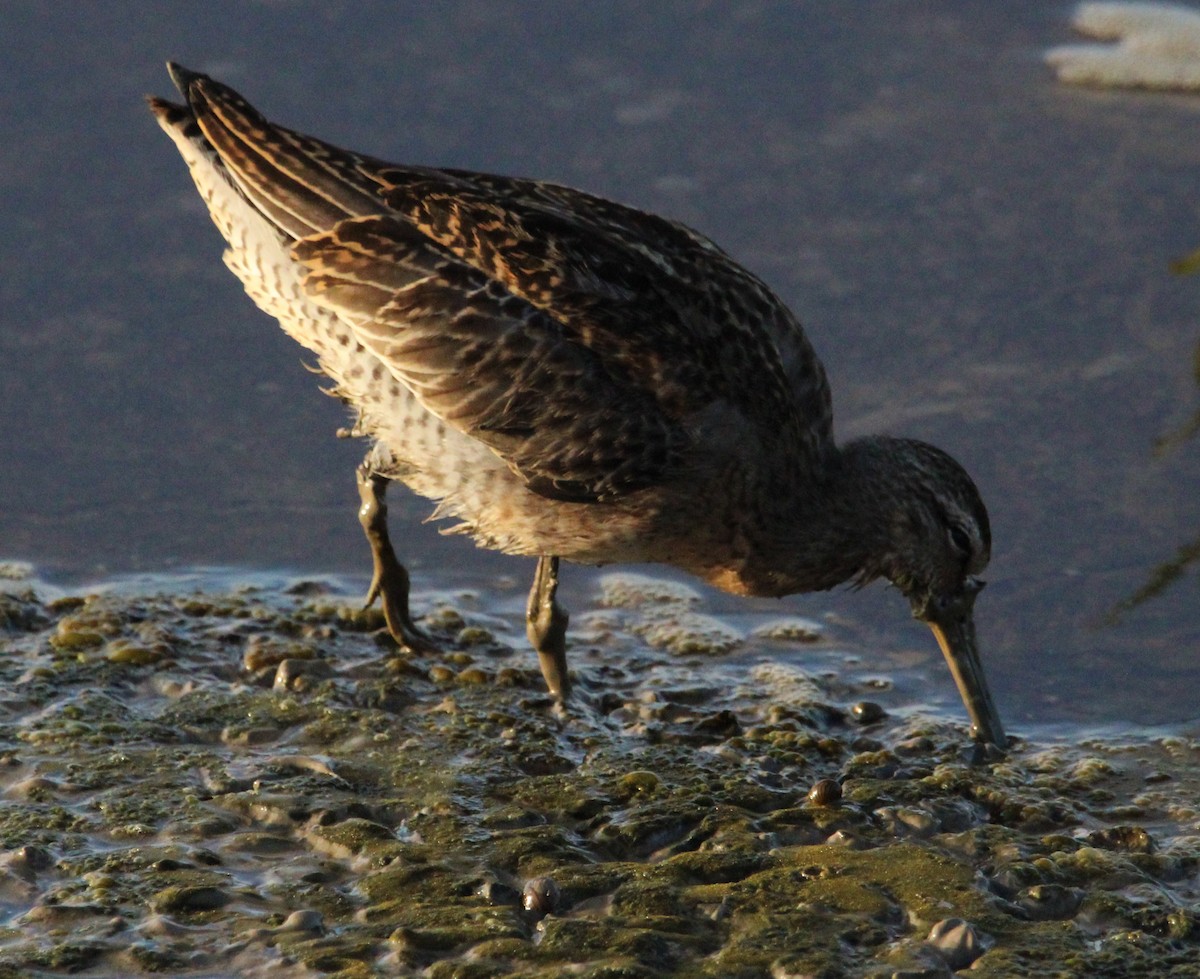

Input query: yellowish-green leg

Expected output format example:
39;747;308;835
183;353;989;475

526;556;571;699
356;463;436;653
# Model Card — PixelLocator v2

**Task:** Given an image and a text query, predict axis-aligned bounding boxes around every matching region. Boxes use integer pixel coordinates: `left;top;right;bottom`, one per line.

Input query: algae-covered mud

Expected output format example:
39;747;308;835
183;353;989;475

0;567;1197;978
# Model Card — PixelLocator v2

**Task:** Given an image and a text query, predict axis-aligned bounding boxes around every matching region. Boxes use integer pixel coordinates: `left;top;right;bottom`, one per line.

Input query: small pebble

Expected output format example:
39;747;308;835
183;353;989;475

751;617;823;642
807;778;842;806
279;909;324;933
691;709;742;737
927;917;985;970
150;858;192;872
8;777;61;800
456;626;494;646
849;701;886;724
273;657;332;691
876;806;938;837
50;619;106;650
24;903;108;924
1087;825;1154;853
1017;884;1083;921
149;884;231;914
478;880;521;906
894;736;934;756
106;639;167;665
6;845;53;874
425;608;465;631
618;771;660;796
137;913;191;937
243;638;307;672
220;726;280;747
522;876;561;915
283;579;332;596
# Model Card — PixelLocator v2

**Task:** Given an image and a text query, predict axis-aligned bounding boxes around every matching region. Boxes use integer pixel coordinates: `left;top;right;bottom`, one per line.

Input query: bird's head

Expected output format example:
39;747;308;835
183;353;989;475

876;439;991;605
852;438;1005;749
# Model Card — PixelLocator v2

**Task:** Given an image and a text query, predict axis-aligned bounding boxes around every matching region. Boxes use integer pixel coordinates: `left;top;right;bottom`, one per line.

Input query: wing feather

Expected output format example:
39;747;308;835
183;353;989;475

375;172;829;451
292;217;688;501
159;66;834;500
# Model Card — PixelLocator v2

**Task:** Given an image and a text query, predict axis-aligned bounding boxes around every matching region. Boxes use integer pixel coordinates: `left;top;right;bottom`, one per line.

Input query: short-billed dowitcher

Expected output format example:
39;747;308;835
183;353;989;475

149;64;1006;747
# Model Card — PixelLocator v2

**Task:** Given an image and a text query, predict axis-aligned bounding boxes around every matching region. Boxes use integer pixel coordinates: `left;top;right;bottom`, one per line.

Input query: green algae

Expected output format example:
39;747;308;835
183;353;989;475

0;581;1196;976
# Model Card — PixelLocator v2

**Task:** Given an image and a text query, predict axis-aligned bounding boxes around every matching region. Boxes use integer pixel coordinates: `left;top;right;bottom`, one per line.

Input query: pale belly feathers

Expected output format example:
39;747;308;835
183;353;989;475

162;122;675;566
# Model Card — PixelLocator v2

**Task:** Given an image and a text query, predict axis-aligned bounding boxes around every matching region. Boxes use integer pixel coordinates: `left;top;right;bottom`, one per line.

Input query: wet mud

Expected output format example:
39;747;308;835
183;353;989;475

0;567;1197;977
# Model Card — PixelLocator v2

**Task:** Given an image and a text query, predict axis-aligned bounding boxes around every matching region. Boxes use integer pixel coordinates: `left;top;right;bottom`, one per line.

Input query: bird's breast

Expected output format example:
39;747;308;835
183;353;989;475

703;566;761;597
703;563;797;599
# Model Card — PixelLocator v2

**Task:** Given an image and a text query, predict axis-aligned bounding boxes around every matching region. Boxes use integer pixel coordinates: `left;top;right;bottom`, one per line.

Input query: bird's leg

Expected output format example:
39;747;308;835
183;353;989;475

526;556;571;700
356;462;436;653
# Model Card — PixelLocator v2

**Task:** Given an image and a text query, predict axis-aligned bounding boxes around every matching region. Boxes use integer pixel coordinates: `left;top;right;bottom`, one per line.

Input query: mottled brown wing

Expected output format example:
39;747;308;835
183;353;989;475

383;168;836;462
166;65;832;493
291;216;689;502
166;68;689;500
373;170;825;445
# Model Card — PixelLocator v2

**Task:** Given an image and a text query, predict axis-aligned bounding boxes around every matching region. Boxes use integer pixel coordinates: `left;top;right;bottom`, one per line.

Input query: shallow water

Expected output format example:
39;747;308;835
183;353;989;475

2;4;1198;731
0;573;1197;976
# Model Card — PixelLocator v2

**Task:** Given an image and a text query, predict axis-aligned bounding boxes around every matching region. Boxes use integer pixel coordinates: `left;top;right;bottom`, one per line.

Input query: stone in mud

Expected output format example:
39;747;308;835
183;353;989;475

926;917;986;970
639;612;742;656
428;665;456;683
807;779;842;806
273;657;333;691
106;638;169;665
1087;825;1155;853
522;875;561;915
279;909;324;932
242;636;317;672
149;884;231;914
617;770;661;798
304;817;398;860
875;806;939;838
850;701;886;724
455;666;490;685
1016;883;1084;921
478;880;521;906
598;573;703;608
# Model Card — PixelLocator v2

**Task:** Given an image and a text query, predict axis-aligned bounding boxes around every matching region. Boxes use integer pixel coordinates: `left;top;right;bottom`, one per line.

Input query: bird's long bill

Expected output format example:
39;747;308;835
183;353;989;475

924;587;1007;748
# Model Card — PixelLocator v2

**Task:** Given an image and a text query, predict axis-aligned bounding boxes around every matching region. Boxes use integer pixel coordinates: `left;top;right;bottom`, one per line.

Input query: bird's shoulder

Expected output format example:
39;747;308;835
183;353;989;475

295;165;833;498
369;166;826;433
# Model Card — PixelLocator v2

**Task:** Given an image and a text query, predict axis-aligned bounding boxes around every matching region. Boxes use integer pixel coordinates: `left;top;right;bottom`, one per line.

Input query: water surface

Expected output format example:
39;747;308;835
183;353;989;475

2;1;1198;729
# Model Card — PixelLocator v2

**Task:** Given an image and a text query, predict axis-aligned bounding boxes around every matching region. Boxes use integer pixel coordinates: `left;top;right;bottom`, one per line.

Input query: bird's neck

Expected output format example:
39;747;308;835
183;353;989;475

700;436;897;599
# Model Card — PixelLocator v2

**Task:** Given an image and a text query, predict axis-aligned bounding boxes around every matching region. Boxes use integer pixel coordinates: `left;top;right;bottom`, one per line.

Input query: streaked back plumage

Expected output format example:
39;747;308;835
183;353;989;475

148;65;836;566
149;65;1007;746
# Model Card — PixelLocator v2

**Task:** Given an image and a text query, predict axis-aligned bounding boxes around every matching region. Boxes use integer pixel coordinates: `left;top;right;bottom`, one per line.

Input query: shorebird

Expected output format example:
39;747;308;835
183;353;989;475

149;64;1006;747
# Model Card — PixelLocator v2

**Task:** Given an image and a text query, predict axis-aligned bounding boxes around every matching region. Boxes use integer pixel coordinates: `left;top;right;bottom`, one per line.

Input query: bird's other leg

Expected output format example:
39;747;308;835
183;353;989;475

526;556;571;700
356;462;436;653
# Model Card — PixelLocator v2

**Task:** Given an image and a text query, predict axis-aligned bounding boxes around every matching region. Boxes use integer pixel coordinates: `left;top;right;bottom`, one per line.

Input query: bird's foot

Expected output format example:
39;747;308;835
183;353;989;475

356;464;438;654
362;559;439;655
526;556;571;701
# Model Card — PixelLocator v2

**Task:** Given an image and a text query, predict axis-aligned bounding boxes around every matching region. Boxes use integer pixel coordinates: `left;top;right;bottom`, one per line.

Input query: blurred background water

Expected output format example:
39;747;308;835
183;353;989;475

2;0;1198;730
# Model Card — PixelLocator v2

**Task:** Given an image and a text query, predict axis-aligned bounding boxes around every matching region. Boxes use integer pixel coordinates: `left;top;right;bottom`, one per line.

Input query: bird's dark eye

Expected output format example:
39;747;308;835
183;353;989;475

948;524;972;556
